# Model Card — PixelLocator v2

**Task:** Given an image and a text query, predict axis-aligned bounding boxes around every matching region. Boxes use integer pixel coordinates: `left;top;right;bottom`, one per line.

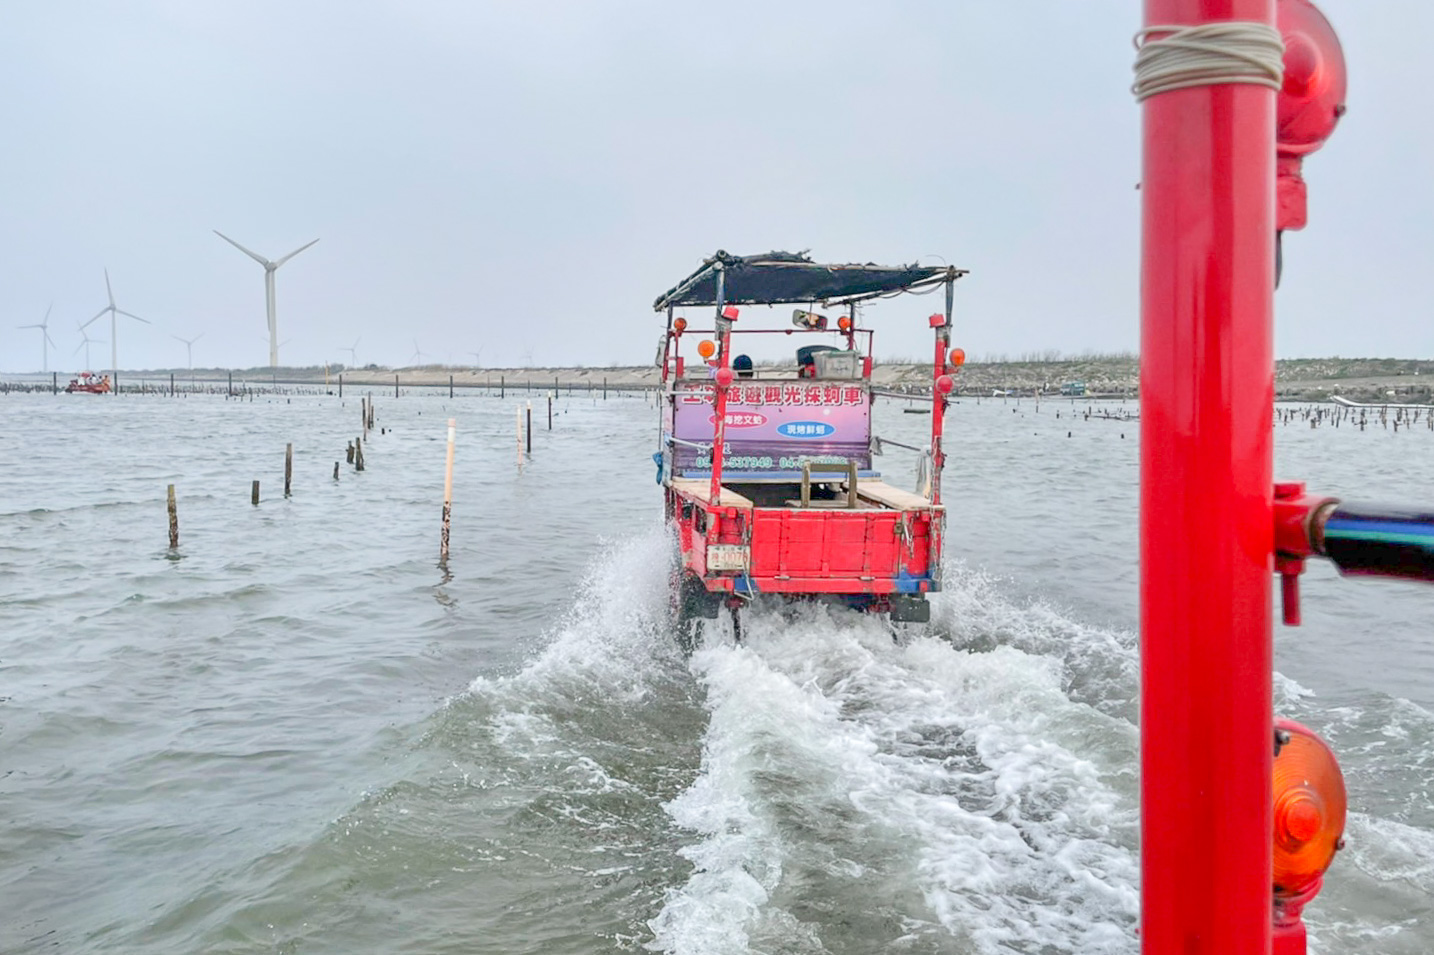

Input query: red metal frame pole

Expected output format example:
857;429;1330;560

1140;3;1278;953
930;329;946;506
929;281;954;506
709;265;730;506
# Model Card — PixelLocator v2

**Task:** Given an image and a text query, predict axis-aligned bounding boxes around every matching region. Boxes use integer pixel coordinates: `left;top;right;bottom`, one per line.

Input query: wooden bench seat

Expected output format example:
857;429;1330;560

670;478;938;512
669;478;755;509
855;480;942;511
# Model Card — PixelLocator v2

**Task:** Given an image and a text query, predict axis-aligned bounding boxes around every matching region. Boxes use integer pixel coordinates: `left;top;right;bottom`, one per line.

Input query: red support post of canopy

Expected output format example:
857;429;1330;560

1138;2;1279;952
709;265;734;507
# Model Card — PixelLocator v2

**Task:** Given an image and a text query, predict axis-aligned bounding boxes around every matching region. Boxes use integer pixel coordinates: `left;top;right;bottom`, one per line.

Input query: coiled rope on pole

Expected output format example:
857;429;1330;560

1132;22;1284;102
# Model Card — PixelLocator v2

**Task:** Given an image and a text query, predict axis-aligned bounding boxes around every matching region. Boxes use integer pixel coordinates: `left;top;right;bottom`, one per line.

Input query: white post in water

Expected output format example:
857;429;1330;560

440;418;456;562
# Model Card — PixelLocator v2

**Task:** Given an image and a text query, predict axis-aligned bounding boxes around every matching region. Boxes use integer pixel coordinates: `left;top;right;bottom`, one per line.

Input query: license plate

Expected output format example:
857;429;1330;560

706;545;749;572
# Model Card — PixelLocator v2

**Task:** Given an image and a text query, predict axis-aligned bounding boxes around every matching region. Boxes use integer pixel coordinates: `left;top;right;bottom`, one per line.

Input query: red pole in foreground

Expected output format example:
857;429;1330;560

1138;3;1279;953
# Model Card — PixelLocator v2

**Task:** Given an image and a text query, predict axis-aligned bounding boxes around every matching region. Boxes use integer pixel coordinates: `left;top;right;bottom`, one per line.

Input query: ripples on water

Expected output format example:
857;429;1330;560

1;391;1431;953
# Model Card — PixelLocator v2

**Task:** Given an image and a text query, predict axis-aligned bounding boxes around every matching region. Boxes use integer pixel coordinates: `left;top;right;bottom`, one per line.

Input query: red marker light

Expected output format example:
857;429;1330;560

838;316;852;331
1275;0;1348;232
714;366;734;387
721;306;740;320
949;347;966;368
697;340;716;359
673;317;688;333
1277;0;1346;159
1272;718;1346;900
935;374;954;395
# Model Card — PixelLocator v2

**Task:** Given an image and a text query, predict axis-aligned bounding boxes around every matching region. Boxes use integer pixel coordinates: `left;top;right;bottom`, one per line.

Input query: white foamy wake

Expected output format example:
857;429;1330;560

650;596;1139;955
1345;813;1434;894
446;524;696;821
466;523;683;709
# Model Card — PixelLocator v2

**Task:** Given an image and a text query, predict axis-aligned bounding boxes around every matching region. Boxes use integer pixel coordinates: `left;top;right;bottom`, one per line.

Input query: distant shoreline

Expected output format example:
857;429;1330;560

5;357;1433;403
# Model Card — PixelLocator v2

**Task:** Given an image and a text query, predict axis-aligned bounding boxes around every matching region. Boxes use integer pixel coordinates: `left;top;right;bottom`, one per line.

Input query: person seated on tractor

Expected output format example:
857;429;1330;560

733;354;754;378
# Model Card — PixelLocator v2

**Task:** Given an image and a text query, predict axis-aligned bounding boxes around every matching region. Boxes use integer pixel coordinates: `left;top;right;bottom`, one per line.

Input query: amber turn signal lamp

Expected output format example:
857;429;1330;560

697;340;716;359
673;317;687;333
1272;718;1346;900
949;347;966;368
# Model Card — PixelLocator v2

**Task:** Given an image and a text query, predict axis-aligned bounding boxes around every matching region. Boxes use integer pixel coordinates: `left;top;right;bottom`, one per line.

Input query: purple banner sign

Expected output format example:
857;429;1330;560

668;381;871;472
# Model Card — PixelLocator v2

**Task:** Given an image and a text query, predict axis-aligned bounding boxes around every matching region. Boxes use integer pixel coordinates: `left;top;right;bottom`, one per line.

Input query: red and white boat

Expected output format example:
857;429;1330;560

64;372;111;394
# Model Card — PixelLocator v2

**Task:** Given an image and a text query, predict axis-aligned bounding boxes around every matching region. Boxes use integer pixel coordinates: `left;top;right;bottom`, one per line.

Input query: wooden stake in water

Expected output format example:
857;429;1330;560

252;480;260;506
167;484;179;548
333;461;340;480
526;401;533;454
440;418;456;562
548;393;553;430
355;437;365;472
338;374;343;398
361;397;368;438
516;407;523;468
395;374;399;399
284;443;293;497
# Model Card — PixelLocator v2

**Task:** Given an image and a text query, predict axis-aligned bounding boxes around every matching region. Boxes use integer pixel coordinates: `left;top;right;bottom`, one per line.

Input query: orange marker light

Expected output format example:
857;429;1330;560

949;347;966;368
673;317;688;333
697;340;716;359
1272;718;1346;900
838;316;852;331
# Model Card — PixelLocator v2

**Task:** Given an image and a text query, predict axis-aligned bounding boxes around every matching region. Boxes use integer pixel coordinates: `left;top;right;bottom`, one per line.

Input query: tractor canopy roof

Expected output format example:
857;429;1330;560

653;250;965;311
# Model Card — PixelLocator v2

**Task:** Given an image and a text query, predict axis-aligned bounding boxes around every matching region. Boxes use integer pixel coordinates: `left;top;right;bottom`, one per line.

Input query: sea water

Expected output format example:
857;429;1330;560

1;390;1430;954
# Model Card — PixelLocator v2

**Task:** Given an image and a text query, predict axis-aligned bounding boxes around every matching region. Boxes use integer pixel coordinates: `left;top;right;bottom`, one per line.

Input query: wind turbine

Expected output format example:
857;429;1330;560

341;337;360;368
408;339;427;366
81;271;150;392
469;348;484;368
172;332;203;370
253;331;293;350
74;321;106;369
17;305;56;372
214;230;319;368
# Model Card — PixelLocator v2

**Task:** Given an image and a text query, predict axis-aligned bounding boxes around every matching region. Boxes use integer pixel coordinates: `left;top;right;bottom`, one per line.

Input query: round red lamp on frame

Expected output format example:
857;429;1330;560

1275;0;1348;232
1272;717;1346;900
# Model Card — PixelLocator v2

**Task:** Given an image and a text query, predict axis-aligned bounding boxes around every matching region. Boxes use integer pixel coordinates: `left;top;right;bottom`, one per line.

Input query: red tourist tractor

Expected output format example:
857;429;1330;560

653;250;966;644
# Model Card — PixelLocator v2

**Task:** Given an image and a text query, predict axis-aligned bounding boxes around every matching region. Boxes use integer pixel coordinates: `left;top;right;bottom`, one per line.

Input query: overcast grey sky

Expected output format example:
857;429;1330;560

0;1;1426;373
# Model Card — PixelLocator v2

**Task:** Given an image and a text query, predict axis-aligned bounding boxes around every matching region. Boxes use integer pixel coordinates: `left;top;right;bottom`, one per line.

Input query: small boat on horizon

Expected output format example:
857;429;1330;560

65;371;111;394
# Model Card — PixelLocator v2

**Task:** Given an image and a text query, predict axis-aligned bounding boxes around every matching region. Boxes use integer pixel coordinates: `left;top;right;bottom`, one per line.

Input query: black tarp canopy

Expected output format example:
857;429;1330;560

653;250;966;311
